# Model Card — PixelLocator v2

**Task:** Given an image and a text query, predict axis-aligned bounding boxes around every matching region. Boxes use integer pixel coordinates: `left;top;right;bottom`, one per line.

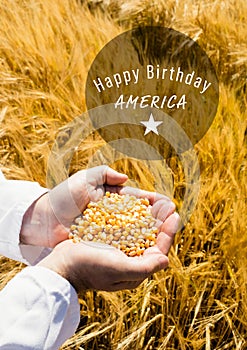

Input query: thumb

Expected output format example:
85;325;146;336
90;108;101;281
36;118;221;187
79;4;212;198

87;165;128;186
103;166;128;185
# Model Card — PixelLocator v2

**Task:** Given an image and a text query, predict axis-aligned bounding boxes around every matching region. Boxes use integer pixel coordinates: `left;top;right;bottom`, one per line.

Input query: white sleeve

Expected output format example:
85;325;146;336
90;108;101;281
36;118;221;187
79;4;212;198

0;170;51;265
0;266;80;349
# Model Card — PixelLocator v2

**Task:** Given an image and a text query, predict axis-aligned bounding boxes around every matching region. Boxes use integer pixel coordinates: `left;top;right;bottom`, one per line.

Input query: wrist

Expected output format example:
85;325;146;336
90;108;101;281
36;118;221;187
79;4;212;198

37;248;66;278
37;241;79;292
20;191;71;248
20;193;54;247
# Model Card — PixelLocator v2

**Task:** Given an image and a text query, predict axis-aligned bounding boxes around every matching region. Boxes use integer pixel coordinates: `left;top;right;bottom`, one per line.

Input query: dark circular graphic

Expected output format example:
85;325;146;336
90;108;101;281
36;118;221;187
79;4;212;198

85;26;219;159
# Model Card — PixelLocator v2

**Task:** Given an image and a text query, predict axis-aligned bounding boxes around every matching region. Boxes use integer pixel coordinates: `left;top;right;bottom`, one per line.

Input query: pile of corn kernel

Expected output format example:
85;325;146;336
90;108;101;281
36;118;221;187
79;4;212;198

69;191;158;257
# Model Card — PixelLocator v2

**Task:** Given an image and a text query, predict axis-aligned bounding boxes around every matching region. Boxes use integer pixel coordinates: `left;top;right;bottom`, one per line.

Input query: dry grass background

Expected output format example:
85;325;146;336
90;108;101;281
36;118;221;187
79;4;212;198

0;0;246;349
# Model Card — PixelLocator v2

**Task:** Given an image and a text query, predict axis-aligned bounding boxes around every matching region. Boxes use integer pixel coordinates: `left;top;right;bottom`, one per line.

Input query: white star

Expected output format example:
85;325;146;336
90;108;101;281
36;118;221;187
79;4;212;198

140;113;163;136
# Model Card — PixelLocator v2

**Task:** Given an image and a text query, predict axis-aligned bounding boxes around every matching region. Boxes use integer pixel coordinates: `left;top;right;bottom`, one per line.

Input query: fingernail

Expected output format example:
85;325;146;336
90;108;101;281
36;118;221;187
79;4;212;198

172;212;181;232
166;212;181;234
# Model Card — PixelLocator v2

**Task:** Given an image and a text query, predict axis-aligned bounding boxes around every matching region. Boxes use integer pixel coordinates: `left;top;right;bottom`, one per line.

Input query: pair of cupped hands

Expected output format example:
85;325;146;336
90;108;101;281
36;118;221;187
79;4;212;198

21;166;180;293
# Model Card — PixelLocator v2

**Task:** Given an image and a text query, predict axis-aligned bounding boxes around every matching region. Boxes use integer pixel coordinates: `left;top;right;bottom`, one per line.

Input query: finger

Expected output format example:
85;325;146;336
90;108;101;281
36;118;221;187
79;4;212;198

156;232;175;255
119;186;169;205
117;253;169;282
100;165;128;185
151;198;175;222
159;212;180;235
156;212;180;255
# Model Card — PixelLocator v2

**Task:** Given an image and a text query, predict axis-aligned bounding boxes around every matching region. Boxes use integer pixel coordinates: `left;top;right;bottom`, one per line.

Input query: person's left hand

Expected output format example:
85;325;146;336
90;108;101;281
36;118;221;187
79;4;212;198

20;166;127;247
20;166;179;251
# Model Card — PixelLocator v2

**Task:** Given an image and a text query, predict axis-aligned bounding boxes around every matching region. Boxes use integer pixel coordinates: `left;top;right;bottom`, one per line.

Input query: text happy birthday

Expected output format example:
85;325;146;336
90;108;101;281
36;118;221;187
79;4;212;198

92;64;212;110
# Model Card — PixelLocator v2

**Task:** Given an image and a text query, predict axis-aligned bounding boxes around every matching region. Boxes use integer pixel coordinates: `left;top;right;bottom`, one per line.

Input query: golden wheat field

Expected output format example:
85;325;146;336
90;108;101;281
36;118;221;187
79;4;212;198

0;0;246;349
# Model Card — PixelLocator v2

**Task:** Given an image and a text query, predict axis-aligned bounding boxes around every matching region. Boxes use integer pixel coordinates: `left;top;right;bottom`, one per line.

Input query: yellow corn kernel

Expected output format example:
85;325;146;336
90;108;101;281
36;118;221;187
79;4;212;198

129;250;137;257
145;240;150;248
141;198;149;206
69;192;157;256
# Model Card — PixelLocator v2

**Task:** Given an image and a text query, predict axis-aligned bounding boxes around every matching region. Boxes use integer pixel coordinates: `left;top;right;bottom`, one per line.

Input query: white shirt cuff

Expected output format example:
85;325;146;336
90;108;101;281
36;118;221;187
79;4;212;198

0;180;49;264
